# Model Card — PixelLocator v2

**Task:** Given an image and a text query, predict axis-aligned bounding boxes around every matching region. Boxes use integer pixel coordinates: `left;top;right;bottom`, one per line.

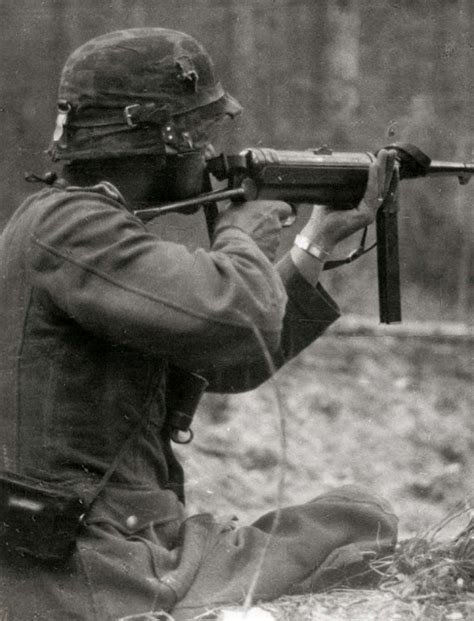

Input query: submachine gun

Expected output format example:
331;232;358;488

134;143;474;324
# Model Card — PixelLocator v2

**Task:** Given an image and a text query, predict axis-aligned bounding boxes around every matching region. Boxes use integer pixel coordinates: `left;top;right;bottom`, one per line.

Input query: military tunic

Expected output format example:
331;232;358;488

0;184;397;620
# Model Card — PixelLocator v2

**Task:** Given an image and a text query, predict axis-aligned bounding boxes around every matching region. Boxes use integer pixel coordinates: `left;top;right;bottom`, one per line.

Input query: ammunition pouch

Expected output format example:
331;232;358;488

0;410;149;561
0;470;85;561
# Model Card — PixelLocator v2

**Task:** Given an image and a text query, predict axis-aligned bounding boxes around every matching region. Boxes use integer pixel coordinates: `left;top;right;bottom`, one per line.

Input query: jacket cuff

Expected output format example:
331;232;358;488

276;252;341;324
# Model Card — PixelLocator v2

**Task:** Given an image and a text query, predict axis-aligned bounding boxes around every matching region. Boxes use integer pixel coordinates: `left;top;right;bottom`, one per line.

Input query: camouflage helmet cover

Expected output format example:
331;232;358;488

49;28;242;160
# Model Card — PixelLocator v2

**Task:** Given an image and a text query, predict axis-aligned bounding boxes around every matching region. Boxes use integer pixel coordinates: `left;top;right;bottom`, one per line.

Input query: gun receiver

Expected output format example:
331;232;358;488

134;143;473;324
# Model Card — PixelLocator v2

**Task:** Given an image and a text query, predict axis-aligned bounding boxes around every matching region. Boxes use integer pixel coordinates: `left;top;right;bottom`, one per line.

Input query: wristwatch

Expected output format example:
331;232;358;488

294;234;331;263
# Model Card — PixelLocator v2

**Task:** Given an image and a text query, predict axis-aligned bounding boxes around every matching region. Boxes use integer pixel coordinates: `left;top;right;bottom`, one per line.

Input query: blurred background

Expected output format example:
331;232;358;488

0;0;472;322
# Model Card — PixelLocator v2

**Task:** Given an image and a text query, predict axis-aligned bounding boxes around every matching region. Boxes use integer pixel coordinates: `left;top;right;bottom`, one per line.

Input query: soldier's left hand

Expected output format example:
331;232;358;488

300;148;398;252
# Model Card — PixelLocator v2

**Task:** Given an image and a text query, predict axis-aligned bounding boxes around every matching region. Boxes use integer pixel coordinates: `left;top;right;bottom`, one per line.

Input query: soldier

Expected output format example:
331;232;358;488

0;28;397;620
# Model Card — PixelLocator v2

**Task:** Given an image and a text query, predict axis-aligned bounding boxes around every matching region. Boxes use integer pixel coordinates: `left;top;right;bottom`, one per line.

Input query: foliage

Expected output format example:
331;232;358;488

257;516;474;620
377;517;474;618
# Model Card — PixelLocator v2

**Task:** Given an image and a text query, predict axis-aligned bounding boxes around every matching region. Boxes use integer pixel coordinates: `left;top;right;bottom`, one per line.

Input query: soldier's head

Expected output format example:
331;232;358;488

49;28;241;200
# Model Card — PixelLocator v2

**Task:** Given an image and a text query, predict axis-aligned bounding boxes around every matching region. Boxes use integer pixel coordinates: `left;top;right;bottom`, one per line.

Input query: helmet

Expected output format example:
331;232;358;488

49;28;242;160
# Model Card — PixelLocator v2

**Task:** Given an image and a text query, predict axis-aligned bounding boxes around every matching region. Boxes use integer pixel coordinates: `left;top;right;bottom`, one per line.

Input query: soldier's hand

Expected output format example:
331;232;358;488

215;200;293;262
300;148;398;253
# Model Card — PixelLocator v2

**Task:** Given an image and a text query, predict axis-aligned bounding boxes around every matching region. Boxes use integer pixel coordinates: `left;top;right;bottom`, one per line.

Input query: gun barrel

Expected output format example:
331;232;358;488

427;160;474;183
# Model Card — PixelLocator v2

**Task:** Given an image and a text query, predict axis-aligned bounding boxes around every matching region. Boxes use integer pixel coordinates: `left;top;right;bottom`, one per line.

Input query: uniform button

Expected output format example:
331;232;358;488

126;515;138;529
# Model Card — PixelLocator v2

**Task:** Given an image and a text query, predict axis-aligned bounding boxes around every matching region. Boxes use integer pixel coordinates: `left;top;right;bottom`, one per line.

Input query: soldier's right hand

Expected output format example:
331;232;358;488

214;200;293;262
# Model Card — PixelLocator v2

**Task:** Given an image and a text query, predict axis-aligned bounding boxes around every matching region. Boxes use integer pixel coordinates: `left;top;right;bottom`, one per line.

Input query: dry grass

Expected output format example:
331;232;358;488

258;512;474;620
379;518;473;602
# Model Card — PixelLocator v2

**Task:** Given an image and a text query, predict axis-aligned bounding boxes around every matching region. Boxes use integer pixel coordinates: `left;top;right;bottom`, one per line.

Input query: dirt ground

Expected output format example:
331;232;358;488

176;318;473;619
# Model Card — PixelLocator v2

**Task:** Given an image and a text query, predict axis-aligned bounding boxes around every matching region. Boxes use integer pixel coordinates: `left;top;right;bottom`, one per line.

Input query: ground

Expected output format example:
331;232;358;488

176;316;473;620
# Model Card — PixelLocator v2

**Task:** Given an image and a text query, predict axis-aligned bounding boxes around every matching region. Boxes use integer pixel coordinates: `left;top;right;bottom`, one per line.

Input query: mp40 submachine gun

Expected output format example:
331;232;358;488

134;142;474;324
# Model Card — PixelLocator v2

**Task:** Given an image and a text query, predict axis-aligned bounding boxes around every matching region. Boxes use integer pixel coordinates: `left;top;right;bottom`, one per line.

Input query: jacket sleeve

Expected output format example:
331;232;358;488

202;252;341;393
29;190;287;369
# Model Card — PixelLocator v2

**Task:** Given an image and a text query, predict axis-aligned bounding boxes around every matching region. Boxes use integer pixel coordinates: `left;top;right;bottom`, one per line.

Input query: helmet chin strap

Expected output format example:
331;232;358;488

159;120;219;207
161;133;219;239
201;170;219;241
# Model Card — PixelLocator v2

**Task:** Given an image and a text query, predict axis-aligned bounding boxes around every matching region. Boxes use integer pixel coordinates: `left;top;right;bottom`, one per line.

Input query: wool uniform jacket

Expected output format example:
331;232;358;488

0;184;397;620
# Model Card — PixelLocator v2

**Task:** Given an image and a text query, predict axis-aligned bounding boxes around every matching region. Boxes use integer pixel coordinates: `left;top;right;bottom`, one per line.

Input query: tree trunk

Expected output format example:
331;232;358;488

323;0;361;148
453;0;473;322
